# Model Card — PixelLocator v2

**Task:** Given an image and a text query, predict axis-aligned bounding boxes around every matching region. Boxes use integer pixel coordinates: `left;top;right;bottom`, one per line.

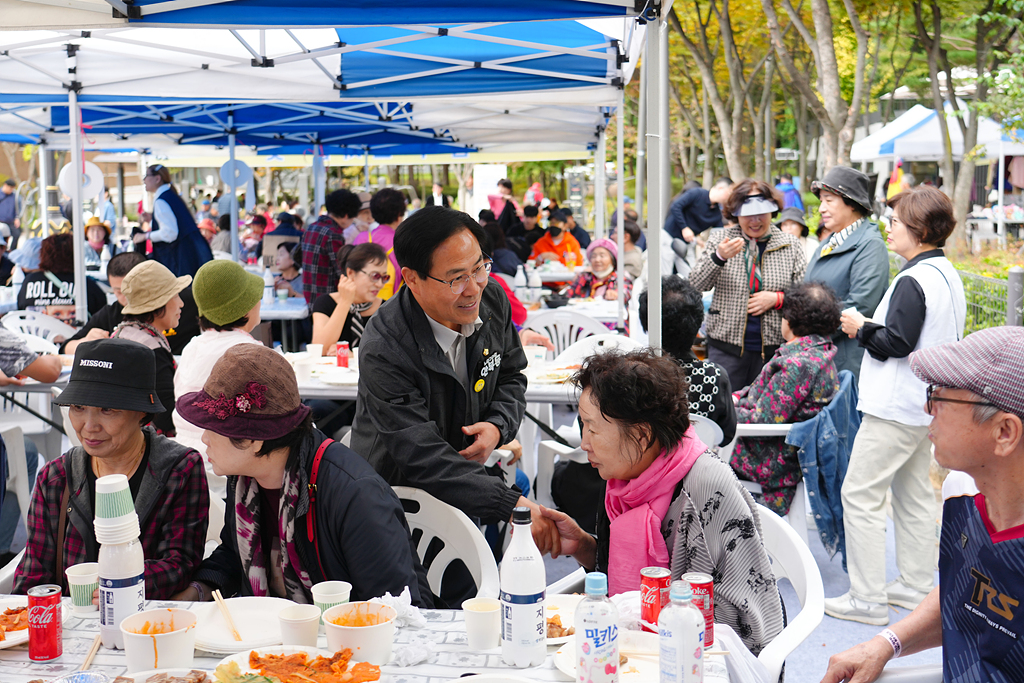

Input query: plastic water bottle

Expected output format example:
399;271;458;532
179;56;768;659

500;506;546;668
527;269;543;303
99;247;111;280
263;267;275;305
659;581;705;683
575;572;620;682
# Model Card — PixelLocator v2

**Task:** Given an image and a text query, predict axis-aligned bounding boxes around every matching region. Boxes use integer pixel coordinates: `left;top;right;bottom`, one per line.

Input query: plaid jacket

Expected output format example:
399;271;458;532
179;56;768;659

301;215;346;306
13;427;209;599
690;226;806;354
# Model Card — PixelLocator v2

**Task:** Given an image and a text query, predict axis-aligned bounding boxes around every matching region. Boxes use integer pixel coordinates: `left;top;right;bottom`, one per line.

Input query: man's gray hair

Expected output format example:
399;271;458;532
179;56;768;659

973;402;1002;424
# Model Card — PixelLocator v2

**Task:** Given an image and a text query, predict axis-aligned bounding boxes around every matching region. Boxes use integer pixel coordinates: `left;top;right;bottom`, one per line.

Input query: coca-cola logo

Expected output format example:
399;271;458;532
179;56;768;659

640;587;659;605
28;605;56;626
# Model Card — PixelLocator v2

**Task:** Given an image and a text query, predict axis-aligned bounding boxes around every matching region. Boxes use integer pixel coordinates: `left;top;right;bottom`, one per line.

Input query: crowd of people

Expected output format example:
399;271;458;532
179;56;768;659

0;163;1019;683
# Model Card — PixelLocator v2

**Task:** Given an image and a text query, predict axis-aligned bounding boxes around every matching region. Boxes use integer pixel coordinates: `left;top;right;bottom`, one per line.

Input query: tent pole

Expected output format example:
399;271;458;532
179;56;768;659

37;142;49;241
364;150;371;190
997;137;1006;250
636;49;647;229
659;15;671;225
595;128;607;239
616;89;626;333
313;151;326;217
69;89;87;325
646;16;663;352
117;164;125;231
229;111;240;262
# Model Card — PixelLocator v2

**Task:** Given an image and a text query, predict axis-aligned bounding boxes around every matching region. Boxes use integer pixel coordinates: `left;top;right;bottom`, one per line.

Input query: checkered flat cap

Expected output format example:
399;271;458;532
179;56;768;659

910;326;1024;417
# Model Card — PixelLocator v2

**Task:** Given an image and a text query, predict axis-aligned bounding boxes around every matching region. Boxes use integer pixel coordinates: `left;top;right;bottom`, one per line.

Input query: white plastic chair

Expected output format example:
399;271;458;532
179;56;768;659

11;331;59;355
2;310;78;343
526;310;610;357
689;414;724;449
0;549;24;593
392;486;500;600
876;665;943;682
3;426;45;527
552;333;642;366
52;385;80;448
548;566;586;594
755;504;825;683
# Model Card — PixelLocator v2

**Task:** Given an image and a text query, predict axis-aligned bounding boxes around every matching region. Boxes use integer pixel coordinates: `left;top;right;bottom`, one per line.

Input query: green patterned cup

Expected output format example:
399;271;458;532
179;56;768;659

94;474;135;520
311;581;351;625
65;562;99;613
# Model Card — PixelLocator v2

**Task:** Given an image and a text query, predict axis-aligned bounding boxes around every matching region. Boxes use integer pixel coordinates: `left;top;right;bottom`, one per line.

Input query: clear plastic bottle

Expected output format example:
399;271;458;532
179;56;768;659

500;506;546;668
659;581;705;683
262;267;275;305
97;536;145;649
575;572;620;682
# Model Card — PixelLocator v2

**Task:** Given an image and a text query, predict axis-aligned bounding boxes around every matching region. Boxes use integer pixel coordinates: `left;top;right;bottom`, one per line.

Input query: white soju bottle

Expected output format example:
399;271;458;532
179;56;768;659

500;506;546;668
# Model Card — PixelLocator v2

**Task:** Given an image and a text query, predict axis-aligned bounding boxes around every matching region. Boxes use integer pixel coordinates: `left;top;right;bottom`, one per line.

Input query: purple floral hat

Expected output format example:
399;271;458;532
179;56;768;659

176;344;311;441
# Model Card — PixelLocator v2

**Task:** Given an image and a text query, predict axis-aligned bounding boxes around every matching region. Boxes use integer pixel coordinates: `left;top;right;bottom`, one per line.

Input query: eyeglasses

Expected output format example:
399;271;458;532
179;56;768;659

428;260;492;295
360;270;391;284
925;384;1000;414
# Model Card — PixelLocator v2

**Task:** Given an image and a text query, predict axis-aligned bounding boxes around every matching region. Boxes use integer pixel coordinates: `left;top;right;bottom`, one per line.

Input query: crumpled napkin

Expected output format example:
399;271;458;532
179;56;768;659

372;586;427;629
611;590;643;631
390;641;434;667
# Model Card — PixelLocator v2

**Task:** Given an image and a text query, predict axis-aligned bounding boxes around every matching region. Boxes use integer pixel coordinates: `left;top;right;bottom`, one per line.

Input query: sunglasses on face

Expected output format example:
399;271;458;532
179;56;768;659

360;270;391;284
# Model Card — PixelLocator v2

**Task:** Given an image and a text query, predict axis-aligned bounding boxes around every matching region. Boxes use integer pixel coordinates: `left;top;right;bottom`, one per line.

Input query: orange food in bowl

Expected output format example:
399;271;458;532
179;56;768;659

328;603;393;627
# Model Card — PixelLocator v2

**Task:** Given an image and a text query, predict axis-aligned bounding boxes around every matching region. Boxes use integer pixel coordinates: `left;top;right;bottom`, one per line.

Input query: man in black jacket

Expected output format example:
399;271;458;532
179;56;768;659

60;252;200;356
352;207;560;560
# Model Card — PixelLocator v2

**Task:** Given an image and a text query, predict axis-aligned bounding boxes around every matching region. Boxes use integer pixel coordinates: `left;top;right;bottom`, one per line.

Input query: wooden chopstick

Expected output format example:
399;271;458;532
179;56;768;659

212;589;243;642
79;634;102;671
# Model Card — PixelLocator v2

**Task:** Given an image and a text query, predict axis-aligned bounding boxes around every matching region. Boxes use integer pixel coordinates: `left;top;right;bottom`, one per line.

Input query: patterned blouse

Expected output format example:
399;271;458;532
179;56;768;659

729;334;839;515
565;271;633;303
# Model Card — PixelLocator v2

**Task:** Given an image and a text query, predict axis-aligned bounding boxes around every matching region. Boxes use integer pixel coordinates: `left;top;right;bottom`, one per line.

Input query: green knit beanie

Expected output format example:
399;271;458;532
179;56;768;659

193;260;265;325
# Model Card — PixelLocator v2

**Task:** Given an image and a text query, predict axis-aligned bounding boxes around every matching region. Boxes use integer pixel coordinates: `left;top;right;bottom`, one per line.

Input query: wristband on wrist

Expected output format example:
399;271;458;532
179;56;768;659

879;628;901;658
189;581;206;602
775;292;784;310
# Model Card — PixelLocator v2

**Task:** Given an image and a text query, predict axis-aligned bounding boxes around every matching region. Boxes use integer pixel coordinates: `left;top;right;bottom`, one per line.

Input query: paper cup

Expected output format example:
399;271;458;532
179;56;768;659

311;580;351;625
278;604;322;647
93;513;141;545
462;597;500;650
295;357;317;383
305;343;323;358
322;602;396;666
65;562;99;613
276;288;288;302
120;608;197;674
94;474;134;519
523;345;548;367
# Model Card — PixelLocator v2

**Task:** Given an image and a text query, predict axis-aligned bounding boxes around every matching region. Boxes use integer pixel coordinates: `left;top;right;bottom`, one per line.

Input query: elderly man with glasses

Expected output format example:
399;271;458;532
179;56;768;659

821;326;1024;683
350;206;559;603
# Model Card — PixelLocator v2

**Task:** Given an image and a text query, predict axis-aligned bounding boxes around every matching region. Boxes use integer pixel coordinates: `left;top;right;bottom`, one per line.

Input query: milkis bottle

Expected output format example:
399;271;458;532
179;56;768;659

500;506;546;668
659;580;705;683
575;572;620;682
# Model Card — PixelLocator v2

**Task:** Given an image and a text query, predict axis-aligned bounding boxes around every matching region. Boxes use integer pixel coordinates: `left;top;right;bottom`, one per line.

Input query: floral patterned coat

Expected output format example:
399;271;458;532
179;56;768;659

729;334;839;515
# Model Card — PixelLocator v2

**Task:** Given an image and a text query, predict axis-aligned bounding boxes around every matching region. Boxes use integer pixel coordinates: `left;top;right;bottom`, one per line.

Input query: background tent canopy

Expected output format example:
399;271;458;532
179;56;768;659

103;0;639;27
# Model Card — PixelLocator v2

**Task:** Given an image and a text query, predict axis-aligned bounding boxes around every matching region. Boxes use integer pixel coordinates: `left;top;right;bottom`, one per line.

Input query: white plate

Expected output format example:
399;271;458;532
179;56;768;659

318;368;359;385
554;630;660;681
193;596;294;654
545;593;584;645
119;668;213;682
215;645;336;678
0;595;71;650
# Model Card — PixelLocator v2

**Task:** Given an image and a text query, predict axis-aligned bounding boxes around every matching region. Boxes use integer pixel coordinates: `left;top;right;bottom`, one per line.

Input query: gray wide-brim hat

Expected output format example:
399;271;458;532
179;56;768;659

812;166;873;216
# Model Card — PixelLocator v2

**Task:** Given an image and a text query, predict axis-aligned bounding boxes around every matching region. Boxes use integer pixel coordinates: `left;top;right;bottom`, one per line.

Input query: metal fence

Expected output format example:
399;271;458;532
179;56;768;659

888;253;1023;333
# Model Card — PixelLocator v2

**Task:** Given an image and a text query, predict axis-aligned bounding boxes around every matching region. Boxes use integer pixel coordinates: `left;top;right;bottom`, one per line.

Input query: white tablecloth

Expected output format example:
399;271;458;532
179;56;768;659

259;297;309;321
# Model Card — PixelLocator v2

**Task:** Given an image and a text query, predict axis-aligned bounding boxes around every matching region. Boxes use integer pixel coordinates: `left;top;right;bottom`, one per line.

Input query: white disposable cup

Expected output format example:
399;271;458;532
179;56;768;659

278;604;322;647
322;602;397;666
295;358;316;383
312;580;351;625
65;562;99;613
120;608;197;673
842;306;859;317
523;345;548;367
306;343;323;358
462;597;500;650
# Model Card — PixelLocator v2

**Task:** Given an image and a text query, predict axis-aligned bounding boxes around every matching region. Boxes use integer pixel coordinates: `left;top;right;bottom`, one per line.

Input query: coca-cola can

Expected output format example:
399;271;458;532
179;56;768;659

28;584;63;661
336;341;350;368
640;566;671;632
682;571;715;647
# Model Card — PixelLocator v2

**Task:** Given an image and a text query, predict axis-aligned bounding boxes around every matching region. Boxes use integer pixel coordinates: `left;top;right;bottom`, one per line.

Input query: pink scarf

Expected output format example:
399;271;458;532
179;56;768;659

605;426;706;595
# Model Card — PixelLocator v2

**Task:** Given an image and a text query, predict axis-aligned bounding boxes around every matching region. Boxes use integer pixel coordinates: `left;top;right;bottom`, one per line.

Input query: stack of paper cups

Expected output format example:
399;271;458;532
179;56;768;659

93;474;140;544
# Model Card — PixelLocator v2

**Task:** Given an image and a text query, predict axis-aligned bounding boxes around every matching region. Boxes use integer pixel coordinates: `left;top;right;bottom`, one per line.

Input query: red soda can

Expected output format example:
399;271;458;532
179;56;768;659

28;584;63;661
682;571;715;647
336;341;350;368
640;566;671;632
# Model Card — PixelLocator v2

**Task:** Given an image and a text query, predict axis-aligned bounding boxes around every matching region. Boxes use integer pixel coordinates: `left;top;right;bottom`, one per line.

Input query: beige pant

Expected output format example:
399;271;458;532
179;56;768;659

842;414;936;604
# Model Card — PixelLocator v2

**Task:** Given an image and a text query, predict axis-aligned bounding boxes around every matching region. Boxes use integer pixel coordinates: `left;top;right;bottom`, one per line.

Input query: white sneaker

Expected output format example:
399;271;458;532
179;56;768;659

823;592;889;625
886;578;931;610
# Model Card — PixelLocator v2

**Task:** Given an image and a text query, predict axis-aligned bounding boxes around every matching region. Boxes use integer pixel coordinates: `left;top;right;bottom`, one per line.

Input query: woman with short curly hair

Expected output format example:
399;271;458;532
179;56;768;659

540;349;784;656
729;280;842;515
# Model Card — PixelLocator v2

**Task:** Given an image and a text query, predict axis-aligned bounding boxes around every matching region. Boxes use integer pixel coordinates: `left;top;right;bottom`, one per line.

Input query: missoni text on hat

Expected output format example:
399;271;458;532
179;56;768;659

79;359;113;369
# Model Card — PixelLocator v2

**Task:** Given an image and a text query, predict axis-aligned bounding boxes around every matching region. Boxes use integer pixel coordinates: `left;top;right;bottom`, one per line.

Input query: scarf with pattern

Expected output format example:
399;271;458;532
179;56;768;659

233;462;313;603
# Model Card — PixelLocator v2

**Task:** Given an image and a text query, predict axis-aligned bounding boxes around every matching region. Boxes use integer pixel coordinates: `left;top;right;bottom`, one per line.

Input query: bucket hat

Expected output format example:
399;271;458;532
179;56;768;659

121;260;191;315
177;344;311;441
55;339;165;413
9;238;42;269
193;260;263;326
84;215;111;238
775;206;807;229
811;166;873;216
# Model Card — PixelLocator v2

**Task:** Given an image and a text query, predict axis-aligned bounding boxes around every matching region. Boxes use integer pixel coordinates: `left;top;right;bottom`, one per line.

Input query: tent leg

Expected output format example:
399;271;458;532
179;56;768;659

69;90;88;325
313;152;326;217
595;129;607;239
229;112;240;263
364;151;371;190
645;15;665;352
37;142;49;242
659;15;671;225
616;89;626;332
998;138;1006;249
636;48;646;229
